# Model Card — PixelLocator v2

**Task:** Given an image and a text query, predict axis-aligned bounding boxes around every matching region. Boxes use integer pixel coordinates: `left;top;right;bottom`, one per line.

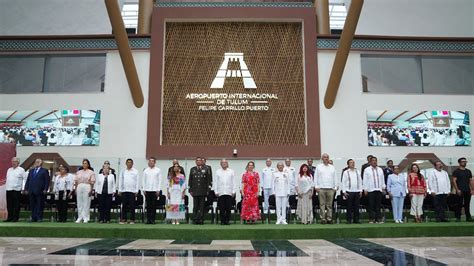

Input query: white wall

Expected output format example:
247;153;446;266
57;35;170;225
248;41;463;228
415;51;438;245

2;50;473;205
0;0;112;35
356;0;474;37
317;51;474;164
0;51;150;161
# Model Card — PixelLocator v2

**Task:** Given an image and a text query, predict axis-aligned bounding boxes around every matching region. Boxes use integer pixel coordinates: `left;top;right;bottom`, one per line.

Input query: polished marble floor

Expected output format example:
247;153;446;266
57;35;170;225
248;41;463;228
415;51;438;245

0;236;472;265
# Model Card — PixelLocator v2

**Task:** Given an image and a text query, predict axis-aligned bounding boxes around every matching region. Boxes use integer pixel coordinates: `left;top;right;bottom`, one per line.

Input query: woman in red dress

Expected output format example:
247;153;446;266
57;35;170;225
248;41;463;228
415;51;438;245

240;161;261;223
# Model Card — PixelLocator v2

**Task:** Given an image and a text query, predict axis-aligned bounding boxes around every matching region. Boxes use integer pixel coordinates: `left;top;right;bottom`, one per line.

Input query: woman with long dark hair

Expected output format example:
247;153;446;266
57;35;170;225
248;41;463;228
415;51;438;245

407;163;427;223
73;159;95;223
166;163;186;225
296;164;313;224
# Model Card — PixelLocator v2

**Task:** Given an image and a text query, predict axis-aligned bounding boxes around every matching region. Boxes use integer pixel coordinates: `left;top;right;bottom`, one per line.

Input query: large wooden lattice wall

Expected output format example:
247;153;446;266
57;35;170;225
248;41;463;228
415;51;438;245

162;22;306;146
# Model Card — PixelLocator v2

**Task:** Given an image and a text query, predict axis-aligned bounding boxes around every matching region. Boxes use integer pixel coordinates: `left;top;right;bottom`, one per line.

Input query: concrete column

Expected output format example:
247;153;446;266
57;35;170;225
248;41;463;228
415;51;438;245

315;0;330;34
137;0;153;34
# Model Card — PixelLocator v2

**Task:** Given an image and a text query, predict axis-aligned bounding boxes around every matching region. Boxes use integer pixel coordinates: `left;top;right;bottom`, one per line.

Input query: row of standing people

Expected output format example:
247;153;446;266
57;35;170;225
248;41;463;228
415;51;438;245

4;156;473;224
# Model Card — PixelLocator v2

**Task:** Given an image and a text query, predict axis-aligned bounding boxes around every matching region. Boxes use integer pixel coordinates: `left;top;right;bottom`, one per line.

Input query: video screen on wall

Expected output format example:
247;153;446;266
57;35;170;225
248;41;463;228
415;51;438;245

0;110;100;146
367;110;470;146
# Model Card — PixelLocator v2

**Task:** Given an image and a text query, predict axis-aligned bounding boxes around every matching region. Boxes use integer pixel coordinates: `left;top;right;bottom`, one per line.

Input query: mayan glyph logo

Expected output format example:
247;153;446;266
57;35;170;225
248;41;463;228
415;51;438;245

185;52;278;111
210;53;257;89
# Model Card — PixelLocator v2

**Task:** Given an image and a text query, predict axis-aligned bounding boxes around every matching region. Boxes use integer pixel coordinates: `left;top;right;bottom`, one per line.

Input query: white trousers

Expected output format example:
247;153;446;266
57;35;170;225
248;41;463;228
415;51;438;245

276;196;288;223
76;183;91;221
410;194;424;216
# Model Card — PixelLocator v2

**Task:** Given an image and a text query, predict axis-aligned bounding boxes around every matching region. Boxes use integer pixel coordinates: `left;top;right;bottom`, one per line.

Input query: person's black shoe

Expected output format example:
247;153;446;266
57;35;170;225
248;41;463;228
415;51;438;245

441;219;449;222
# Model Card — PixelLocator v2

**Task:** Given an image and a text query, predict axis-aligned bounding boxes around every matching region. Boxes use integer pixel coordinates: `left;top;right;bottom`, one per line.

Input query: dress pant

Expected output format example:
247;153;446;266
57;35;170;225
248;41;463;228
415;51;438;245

454;191;471;221
29;192;45;222
121;192;136;221
145;191;157;223
346;192;361;223
391;196;405;221
76;183;91;222
368;191;383;222
56;191;69;222
318;189;335;222
276;196;288;223
192;195;206;224
262;188;272;212
218;195;232;224
433;194;448;222
410;194;424;217
98;193;112;222
6;190;21;222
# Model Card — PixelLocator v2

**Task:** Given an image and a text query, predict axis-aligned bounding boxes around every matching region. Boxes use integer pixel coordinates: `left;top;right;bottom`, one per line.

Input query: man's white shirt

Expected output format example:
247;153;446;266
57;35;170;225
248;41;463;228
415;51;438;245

284;166;297;194
142;167;163;192
214;168;236;196
119;168;140;193
272;171;290;197
314;163;338;190
6;166;26;191
261;166;275;189
341;168;362;193
363;166;386;192
428;169;451;194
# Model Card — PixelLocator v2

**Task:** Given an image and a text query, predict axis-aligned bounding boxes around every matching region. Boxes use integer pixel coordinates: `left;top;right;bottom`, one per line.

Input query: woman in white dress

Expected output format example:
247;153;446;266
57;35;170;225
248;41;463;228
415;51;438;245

296;164;314;224
166;163;186;224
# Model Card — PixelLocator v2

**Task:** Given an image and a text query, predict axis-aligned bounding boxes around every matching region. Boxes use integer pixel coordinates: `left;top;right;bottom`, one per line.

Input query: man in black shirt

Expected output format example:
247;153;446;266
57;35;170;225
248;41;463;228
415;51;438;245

452;157;472;222
361;155;373;179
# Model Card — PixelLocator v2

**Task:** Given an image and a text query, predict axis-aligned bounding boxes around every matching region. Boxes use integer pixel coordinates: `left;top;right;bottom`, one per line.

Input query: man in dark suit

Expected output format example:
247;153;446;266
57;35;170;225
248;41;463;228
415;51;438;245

24;158;50;222
202;158;212;175
307;158;316;177
189;157;212;225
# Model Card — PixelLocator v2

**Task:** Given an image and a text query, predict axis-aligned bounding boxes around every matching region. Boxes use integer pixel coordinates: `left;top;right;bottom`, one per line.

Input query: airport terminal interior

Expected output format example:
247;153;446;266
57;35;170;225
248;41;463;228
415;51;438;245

0;0;473;264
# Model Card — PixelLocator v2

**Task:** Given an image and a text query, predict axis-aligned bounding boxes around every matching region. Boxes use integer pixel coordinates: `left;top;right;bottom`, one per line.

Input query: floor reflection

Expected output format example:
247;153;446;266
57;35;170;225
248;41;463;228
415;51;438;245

329;238;446;265
51;239;309;257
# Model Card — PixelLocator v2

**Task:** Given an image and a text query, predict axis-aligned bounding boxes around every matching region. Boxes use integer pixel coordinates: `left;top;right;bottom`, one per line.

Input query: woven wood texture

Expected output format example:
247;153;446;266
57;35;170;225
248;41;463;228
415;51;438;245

162;22;305;145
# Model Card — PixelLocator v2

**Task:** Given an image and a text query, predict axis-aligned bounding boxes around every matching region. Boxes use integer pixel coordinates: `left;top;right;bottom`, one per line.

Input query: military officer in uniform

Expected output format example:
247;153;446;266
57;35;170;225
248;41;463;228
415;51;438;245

189;157;213;224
